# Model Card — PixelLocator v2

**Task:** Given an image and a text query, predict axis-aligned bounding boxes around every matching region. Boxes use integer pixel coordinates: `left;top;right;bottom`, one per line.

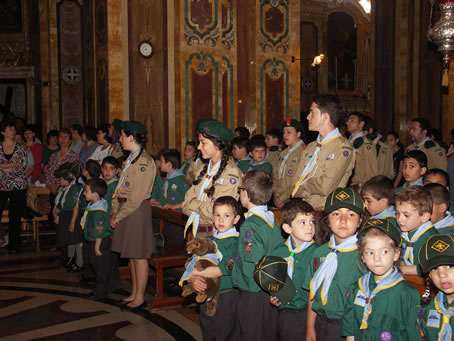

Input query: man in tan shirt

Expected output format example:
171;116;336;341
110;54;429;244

291;94;355;210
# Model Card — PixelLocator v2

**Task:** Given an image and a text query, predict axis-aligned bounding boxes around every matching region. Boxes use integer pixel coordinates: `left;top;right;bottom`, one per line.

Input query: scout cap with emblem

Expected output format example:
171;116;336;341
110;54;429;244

280;118;303;133
419;234;454;274
121;120;147;136
196;118;234;142
359;218;402;247
325;187;364;214
253;256;296;304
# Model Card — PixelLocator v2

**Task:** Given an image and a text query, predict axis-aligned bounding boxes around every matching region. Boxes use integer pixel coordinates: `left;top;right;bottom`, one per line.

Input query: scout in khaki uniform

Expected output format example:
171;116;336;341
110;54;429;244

418;234;454;340
407;118;447;171
265;128;283;174
182;119;241;237
184;156;205;186
367;131;394;179
291;95;355;210
110;120;156;311
109;119;125;159
303;187;365;340
347;113;379;188
273;119;306;208
342;219;420;340
232;170;282;341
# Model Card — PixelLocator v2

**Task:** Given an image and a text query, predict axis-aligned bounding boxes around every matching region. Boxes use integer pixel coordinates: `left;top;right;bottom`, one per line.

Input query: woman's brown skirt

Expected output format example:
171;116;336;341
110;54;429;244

112;200;156;259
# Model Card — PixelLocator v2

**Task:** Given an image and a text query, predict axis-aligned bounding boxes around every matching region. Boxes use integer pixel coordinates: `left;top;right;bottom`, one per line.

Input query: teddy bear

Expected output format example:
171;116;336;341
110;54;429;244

179;236;221;316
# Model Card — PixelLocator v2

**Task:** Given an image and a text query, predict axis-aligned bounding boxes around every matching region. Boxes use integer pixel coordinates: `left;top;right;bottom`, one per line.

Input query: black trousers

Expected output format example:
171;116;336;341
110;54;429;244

0;189;26;251
279;308;308;341
315;314;345;341
236;289;279;341
200;289;240;341
88;238;112;298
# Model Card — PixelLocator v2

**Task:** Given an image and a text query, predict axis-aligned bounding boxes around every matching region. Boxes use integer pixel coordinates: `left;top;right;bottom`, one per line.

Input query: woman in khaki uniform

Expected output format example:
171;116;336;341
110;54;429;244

110;120;156;311
182;119;242;237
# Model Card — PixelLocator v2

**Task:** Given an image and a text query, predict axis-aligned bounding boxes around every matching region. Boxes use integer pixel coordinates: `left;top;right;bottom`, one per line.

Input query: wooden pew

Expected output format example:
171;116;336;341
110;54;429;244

149;206;188;308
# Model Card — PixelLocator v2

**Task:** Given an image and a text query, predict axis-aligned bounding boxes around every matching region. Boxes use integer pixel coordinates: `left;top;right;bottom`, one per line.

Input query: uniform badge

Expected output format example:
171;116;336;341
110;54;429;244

288;169;293;175
245;230;252;239
226;258;234;271
353;290;366;307
216;178;224;185
125;181;130;187
427;310;441;328
97;227;103;234
171;184;177;190
171;196;175;201
379;331;392;341
367;145;372;150
326;153;335;160
345;290;350;300
230;178;237;184
343;151;349;157
244;240;253;254
140;167;146;172
292;156;297;162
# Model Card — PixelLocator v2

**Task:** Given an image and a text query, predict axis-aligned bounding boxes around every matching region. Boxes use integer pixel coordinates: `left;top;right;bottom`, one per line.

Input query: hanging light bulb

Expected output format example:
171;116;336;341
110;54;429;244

427;0;454;87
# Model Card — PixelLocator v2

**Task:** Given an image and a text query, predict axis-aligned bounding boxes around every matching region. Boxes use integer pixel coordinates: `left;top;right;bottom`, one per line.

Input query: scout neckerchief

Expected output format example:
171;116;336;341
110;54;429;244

105;176;118;186
163;169;184;199
358;267;404;330
184;159;221;238
349;131;365;144
291;128;342;198
412;137;431;150
402;176;424;190
402;221;434;265
371;205;396;220
113;148;141;198
310;234;358;305
434;291;454;341
245;205;275;228
80;198;108;229
435;211;454;230
178;252;221;287
236;156;250;165
179;160;190;173
278;140;304;179
61;179;76;208
211;227;239;260
284;237;314;279
55;186;65;207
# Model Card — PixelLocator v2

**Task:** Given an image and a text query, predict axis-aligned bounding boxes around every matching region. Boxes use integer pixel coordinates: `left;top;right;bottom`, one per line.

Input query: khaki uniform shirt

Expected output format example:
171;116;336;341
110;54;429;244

406;138;447;171
110;142;125;159
273;142;306;202
350;134;379;187
266;145;283;175
182;160;241;225
293;136;355;210
184;158;205;186
368;133;394;179
111;150;156;222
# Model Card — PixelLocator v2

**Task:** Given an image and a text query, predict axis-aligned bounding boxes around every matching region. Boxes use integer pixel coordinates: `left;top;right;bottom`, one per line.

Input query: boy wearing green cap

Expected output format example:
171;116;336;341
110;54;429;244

273;118;306;208
269;200;317;341
303;187;366;341
417;234;454;340
395;186;438;276
232;170;282;340
342;218;420;340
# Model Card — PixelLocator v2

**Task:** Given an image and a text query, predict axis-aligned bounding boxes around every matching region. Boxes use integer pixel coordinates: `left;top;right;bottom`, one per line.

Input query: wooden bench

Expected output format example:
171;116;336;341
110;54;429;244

149;206;189;308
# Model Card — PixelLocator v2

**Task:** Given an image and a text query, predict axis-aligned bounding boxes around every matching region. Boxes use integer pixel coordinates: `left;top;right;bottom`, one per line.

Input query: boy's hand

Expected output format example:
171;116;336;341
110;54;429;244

149;199;160;207
110;214;119;229
269;296;282;307
54;215;59;224
95;248;102;256
68;222;74;232
306;328;317;341
189;275;207;293
162;203;176;210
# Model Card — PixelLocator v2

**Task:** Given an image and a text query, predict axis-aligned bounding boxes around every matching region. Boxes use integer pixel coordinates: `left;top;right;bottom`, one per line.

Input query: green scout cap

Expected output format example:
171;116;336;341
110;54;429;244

280;118;303;133
196;118;234;142
54;162;71;180
68;161;83;180
253;256;296;304
121;120;147;136
419;234;454;274
112;119;122;131
325;187;364;214
359;218;402;247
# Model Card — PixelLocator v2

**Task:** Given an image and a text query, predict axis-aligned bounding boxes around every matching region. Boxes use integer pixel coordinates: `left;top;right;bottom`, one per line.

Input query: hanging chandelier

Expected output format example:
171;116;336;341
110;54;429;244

427;0;454;86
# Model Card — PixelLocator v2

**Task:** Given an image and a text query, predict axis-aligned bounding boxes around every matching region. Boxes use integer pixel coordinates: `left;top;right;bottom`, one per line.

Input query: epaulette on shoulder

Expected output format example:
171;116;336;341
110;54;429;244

269;145;279;152
379;135;387;143
366;132;377;141
424;140;436;149
353;137;364;149
438;140;449;150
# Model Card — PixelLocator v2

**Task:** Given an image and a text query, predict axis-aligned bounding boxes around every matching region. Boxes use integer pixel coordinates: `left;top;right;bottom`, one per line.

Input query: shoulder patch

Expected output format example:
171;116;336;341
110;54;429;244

353;138;364;149
342;146;353;151
424;140;436;149
366;132;377;140
379;135;387;143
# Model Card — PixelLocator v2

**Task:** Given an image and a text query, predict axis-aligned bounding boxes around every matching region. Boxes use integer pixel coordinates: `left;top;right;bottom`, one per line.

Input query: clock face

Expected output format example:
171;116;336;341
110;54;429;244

139;41;152;58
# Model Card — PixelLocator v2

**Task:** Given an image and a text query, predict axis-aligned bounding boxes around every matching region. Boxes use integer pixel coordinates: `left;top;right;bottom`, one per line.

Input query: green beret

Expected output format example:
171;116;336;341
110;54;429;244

54;162;71;180
121;120;147;136
196;118;233;142
68;161;84;180
112;119;122;131
253;256;296;305
325;187;364;214
359;218;402;247
280;118;303;132
419;234;454;274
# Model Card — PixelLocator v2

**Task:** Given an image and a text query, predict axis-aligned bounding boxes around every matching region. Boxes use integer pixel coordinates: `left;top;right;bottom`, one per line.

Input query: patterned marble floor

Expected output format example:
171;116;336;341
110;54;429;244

0;248;202;341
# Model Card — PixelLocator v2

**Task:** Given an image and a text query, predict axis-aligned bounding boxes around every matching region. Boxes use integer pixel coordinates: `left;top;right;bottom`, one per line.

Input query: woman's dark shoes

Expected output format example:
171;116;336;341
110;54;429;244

120;301;146;312
115;300;130;308
64;258;75;271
